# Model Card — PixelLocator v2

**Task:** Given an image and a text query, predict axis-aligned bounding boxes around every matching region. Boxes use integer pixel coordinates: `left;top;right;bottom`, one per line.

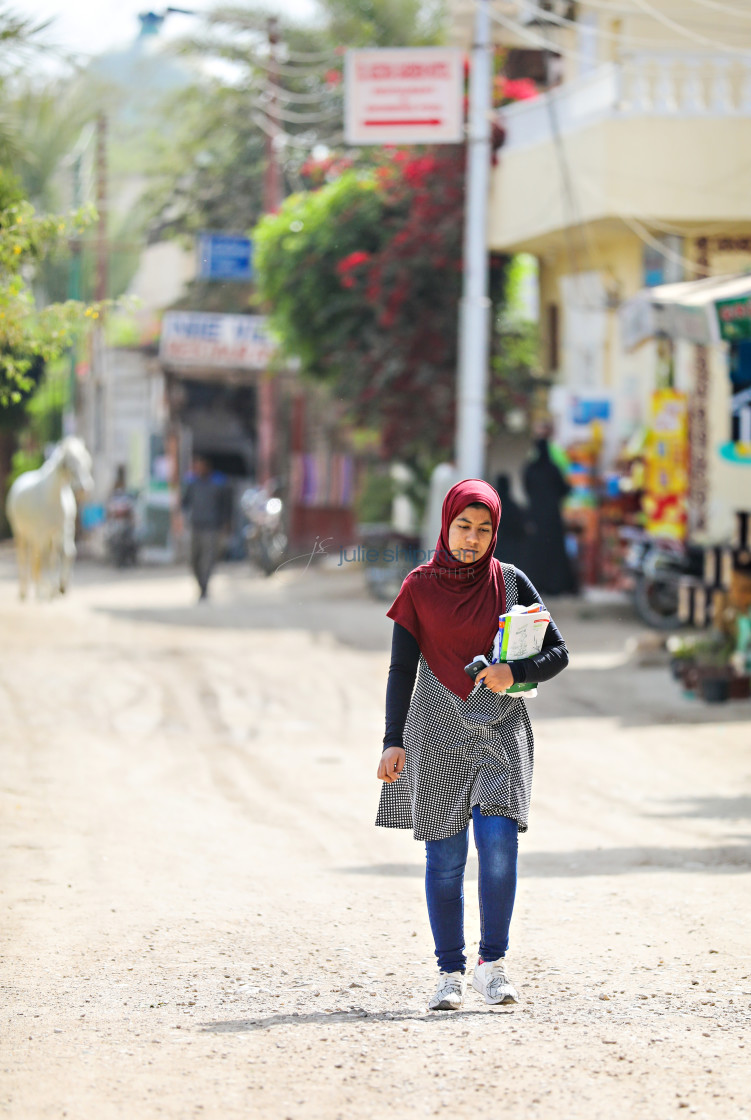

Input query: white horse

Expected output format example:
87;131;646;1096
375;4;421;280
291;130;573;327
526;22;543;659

6;437;94;599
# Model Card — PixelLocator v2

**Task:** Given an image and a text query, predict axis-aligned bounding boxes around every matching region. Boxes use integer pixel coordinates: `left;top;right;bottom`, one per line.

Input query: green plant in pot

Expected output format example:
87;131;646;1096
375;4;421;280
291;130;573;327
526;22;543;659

666;634;699;682
693;633;734;703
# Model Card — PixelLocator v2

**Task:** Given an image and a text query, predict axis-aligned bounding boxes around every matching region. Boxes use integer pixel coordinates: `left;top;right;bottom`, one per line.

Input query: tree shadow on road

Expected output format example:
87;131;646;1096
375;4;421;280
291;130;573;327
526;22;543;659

337;842;751;879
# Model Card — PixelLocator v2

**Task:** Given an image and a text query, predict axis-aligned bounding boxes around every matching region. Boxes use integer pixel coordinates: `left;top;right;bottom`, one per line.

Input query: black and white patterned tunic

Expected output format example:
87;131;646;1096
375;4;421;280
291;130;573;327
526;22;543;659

376;564;537;840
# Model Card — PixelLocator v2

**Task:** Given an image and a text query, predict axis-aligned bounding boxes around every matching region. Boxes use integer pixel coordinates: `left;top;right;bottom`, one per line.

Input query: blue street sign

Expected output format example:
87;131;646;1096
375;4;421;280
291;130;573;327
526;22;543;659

197;233;253;282
572;397;611;425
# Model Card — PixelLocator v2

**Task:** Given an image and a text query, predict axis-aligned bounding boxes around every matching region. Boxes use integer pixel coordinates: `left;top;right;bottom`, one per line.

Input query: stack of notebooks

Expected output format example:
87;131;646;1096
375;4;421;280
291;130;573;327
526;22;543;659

491;603;551;697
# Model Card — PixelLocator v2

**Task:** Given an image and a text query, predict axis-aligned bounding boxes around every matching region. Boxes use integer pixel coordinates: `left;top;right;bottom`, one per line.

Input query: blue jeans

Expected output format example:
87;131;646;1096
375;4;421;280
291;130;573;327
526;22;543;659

424;806;518;973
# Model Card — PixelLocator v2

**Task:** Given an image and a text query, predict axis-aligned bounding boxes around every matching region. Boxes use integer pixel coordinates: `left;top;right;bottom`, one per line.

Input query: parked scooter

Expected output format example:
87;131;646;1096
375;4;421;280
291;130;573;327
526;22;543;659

240;482;287;576
622;529;703;629
360;526;421;602
105;491;138;568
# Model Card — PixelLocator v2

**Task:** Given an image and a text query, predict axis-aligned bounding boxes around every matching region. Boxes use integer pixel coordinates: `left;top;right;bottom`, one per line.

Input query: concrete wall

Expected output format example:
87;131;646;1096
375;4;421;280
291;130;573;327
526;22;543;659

491;114;751;253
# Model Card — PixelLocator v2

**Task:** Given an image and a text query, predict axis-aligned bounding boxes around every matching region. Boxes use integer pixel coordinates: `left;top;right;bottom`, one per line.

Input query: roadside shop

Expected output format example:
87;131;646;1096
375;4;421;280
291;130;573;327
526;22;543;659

618;274;751;629
158;311;355;559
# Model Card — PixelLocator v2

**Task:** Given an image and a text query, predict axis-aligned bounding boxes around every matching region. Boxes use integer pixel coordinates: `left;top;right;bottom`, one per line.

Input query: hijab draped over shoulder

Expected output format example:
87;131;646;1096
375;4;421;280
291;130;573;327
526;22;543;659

387;478;506;700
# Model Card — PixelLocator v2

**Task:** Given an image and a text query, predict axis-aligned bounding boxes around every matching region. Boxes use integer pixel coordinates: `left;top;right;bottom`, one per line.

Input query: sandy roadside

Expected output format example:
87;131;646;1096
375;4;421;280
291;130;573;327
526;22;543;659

1;560;749;1120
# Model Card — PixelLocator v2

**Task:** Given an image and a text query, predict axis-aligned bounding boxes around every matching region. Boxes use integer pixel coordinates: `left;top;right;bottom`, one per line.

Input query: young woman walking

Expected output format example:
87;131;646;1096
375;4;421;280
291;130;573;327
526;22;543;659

376;479;569;1010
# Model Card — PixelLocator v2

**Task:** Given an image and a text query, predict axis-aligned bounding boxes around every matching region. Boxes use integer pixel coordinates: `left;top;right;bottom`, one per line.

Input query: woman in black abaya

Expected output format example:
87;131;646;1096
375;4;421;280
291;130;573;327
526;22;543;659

492;474;530;572
522;439;578;596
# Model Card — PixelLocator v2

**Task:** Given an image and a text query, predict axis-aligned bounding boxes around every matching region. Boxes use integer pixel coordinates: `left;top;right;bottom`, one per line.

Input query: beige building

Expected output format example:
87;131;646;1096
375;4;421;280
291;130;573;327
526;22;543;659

451;0;751;542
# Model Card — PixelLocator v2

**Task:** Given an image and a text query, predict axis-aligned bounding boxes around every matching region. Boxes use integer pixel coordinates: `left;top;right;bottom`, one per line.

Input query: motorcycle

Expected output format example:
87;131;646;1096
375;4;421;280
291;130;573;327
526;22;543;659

240;483;287;576
360;526;421;602
622;529;703;629
105;490;138;568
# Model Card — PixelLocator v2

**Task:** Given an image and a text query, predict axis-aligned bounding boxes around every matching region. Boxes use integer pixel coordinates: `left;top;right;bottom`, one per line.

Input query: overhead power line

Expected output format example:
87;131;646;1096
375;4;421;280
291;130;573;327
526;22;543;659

673;0;751;21
617;213;733;278
487;4;594;63
508;0;679;48
254;98;342;124
630;0;751;56
570;173;740;279
253;54;338;79
257;80;341;105
281;45;339;64
494;0;751;56
252;112;341;149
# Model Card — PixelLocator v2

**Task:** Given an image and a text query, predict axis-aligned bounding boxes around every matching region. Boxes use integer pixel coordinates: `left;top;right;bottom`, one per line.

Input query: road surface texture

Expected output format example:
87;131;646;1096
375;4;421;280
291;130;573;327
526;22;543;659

1;554;749;1120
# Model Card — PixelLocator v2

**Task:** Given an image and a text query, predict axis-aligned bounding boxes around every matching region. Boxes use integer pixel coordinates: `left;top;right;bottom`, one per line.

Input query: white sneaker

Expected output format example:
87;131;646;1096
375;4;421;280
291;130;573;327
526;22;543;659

472;957;518;1005
428;970;467;1011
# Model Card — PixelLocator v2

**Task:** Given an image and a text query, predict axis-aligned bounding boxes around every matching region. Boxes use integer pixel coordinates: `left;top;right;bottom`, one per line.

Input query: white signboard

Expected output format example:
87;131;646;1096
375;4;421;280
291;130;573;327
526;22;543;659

345;48;464;146
159;312;276;371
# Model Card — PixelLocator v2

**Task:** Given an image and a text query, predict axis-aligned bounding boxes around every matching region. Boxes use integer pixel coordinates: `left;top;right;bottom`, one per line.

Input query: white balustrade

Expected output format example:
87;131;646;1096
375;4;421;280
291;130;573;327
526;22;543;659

653;55;678;113
500;52;751;152
740;64;751;112
681;59;704;115
709;56;733;114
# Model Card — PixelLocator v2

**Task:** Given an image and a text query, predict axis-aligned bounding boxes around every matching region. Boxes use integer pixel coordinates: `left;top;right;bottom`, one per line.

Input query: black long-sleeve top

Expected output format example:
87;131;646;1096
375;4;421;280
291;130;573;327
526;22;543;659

383;567;569;751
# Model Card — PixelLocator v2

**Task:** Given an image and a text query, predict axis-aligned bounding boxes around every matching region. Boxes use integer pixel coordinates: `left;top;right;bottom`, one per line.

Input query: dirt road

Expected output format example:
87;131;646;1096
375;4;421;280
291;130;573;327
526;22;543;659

1;557;750;1119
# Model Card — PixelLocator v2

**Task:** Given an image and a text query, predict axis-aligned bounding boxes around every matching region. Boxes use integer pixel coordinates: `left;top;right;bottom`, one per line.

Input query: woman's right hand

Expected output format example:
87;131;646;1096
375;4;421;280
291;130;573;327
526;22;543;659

377;747;406;783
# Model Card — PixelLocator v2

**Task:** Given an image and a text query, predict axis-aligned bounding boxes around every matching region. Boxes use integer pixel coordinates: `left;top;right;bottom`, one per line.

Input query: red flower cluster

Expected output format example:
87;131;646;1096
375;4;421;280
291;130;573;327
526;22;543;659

337;250;372;289
493;76;538;106
300;155;354;187
329;146;466;456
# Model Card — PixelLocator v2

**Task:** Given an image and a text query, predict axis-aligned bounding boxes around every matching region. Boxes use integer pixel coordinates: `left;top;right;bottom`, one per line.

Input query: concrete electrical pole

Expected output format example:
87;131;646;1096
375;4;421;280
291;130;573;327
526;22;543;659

455;0;493;480
263;17;283;214
95;113;108;304
258;17;283;488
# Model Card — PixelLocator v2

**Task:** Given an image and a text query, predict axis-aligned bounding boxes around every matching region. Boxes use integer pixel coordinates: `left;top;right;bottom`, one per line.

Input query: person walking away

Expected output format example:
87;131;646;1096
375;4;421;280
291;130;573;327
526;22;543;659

522;438;577;596
492;474;531;572
182;456;231;601
377;479;569;1011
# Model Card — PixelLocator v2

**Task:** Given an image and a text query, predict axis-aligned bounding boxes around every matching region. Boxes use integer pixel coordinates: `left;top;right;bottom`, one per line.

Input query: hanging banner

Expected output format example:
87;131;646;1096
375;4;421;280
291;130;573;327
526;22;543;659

643;389;690;540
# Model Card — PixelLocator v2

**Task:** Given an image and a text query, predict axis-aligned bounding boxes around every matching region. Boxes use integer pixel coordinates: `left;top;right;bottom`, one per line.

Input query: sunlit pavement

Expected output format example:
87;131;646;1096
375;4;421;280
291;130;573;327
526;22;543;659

1;554;749;1119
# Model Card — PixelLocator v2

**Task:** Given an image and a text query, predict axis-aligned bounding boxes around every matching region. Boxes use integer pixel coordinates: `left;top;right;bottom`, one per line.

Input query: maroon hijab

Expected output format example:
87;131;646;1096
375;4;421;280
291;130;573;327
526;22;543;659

387;478;507;700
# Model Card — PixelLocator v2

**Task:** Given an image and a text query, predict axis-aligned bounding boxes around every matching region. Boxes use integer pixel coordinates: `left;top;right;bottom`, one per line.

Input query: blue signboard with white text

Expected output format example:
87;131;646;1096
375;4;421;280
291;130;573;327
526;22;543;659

197;233;253;282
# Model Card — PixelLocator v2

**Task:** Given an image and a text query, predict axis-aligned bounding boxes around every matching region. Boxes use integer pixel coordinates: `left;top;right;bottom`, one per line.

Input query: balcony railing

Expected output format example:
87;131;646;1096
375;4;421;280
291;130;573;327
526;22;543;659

501;53;751;152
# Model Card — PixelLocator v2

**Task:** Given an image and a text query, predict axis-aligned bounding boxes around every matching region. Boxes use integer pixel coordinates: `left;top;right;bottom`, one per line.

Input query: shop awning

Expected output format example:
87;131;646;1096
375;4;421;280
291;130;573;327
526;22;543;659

620;273;751;350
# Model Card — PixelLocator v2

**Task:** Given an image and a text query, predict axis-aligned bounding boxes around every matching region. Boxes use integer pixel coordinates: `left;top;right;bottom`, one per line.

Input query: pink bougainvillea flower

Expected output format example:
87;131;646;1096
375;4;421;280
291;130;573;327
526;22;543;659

501;77;538;102
337;250;371;275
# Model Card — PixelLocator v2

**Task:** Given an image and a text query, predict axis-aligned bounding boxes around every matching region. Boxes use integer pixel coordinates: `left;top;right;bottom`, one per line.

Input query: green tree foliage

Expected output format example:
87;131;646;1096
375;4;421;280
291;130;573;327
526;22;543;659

320;0;444;47
0;170;96;406
254;170;387;372
147;0;445;242
0;6;52;164
255;148;477;469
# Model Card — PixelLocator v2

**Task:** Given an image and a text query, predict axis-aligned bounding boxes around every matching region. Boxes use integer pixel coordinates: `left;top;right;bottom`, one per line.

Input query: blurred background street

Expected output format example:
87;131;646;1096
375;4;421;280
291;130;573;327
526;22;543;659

2;0;751;1115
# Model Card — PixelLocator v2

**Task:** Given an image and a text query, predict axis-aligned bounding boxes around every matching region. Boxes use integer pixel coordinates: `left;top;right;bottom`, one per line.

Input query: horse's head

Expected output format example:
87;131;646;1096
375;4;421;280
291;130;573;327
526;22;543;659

59;437;94;493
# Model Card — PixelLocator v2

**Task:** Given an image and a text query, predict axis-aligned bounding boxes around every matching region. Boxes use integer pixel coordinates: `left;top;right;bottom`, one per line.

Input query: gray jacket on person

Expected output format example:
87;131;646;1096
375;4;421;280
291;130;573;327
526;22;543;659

182;475;231;531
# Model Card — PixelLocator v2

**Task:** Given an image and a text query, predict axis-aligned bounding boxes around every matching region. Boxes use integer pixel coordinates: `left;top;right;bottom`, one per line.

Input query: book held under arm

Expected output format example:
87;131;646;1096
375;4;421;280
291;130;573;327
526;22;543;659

492;604;552;697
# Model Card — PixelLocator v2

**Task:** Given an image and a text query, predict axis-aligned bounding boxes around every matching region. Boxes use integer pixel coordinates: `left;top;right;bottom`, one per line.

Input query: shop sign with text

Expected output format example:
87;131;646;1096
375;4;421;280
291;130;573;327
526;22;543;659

159;312;275;370
344;48;464;145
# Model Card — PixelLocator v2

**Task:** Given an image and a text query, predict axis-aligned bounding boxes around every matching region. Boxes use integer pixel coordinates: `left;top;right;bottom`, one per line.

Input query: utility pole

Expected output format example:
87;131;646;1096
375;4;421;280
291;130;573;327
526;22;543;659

258;17;283;488
263;17;282;214
455;0;493;480
91;111;109;471
95;113;108;303
63;151;84;436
